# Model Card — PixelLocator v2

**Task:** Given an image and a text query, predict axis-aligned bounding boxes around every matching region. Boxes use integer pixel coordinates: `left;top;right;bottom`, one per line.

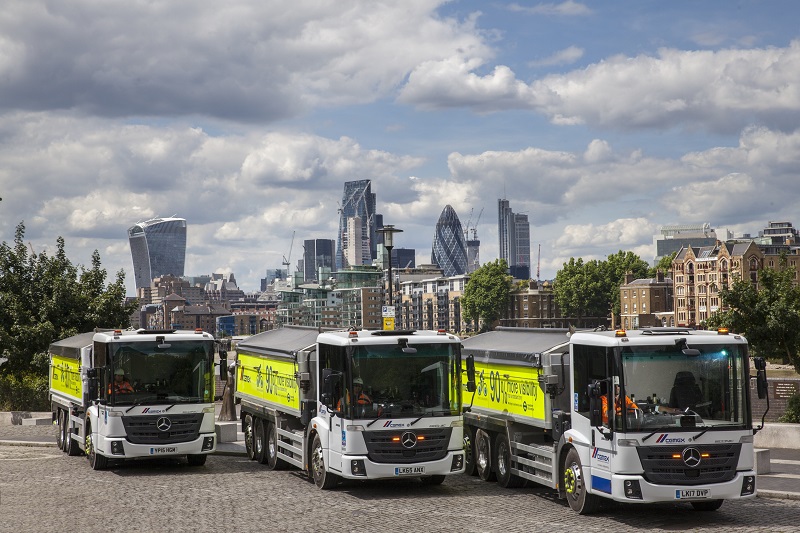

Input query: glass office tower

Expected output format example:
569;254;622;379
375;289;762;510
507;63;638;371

431;205;467;277
128;217;187;290
336;180;377;270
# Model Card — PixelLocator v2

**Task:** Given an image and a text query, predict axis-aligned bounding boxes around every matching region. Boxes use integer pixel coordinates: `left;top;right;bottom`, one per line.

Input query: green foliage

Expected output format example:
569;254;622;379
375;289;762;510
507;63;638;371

0;222;138;408
462;259;511;332
779;393;800;423
648;251;676;278
554;250;649;324
708;253;800;372
0;371;50;411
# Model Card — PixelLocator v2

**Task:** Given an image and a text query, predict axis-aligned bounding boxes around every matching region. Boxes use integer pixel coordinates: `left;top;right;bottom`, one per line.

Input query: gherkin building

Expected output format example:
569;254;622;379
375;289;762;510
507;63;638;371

431;205;467;276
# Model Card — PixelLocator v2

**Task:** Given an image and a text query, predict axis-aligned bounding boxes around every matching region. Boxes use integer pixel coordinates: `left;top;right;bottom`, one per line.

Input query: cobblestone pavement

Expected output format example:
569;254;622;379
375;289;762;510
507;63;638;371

1;437;800;533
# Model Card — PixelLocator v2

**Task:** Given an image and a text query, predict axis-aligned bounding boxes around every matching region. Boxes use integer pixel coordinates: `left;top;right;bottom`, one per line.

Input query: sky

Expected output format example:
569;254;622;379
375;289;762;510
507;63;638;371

1;0;800;296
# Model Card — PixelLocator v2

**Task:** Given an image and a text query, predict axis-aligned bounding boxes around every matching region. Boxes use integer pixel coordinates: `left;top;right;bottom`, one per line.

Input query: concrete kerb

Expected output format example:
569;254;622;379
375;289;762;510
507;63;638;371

0;411;52;426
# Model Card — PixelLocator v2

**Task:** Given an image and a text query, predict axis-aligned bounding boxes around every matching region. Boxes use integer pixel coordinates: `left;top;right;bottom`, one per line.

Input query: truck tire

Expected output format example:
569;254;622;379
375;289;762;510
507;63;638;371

85;422;107;471
243;414;255;460
310;434;339;489
495;433;524;488
475;429;496;481
265;421;285;470
691;500;724;511
187;454;207;466
463;425;477;476
56;410;65;451
254;417;268;464
563;447;599;514
66;422;81;456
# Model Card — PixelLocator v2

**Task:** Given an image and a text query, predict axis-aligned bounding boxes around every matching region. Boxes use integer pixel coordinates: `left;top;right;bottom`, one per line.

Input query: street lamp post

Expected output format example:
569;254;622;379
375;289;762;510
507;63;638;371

377;225;403;308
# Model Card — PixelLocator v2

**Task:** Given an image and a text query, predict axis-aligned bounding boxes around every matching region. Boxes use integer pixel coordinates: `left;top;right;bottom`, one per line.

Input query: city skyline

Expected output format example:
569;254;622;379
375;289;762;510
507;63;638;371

1;2;799;295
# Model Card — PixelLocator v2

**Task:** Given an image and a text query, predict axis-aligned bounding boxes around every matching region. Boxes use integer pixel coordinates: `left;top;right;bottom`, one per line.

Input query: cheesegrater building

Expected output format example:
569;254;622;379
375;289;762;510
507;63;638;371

128;217;187;290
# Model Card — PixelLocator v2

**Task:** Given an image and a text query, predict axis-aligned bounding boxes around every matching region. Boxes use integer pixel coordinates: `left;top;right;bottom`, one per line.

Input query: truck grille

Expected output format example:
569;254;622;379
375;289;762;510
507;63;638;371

637;443;741;486
122;413;203;445
362;427;452;464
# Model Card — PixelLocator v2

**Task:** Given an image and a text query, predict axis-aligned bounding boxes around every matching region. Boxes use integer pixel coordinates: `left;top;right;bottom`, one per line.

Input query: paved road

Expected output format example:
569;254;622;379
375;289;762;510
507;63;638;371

1;442;799;533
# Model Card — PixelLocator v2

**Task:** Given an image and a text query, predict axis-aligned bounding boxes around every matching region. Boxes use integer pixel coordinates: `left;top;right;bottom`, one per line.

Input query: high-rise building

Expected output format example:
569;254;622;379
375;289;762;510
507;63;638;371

497;199;531;279
303;238;336;282
128;217;187;290
345;216;363;268
394;248;416;269
336;180;377;270
431;205;467;277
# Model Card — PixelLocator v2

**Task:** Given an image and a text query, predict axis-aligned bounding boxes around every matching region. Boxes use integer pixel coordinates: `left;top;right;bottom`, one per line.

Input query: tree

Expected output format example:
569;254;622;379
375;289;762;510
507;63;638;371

554;258;607;323
462;259;511;332
707;254;800;372
554;250;649;327
648;252;677;278
0;222;138;408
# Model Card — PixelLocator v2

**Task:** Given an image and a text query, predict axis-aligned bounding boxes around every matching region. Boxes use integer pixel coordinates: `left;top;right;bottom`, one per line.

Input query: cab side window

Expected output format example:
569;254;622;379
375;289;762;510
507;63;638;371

572;344;609;417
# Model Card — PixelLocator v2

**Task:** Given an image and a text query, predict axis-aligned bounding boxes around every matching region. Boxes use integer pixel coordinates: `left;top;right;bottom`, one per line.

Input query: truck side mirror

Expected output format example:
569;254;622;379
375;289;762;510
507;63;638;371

321;369;342;413
588;380;607;427
465;355;476;393
754;357;768;399
219;350;228;382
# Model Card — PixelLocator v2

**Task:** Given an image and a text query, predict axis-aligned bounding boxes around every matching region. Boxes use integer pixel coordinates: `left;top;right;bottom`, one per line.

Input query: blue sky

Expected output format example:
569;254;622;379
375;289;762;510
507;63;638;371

1;1;799;294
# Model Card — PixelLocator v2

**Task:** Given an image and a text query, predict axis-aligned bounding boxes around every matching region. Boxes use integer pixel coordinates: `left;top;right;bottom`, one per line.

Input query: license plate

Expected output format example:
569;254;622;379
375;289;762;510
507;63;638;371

395;466;425;476
675;489;710;499
149;446;178;455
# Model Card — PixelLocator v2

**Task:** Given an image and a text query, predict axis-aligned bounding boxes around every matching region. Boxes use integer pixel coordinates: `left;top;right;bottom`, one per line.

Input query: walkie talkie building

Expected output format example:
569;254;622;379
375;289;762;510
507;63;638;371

128;217;187;290
431;205;467;277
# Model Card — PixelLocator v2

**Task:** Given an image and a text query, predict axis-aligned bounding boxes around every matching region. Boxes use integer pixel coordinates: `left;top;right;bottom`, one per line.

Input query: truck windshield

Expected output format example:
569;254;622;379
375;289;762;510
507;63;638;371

107;340;214;406
347;343;459;419
620;341;750;431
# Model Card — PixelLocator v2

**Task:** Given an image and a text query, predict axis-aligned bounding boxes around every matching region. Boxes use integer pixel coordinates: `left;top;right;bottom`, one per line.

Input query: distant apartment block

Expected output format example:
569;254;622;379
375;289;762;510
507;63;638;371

619;271;674;330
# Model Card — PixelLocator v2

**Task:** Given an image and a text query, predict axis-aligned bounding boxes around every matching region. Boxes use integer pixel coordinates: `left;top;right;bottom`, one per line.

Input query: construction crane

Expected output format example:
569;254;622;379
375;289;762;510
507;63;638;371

282;231;295;277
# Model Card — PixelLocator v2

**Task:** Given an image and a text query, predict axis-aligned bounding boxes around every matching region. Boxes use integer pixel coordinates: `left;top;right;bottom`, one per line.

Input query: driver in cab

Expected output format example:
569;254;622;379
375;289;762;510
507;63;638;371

109;368;134;395
601;383;637;425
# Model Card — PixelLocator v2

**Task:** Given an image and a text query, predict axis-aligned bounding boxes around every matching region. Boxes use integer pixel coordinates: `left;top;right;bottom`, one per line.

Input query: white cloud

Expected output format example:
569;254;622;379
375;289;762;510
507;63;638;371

508;1;592;16
401;40;800;133
529;46;584;67
0;1;488;121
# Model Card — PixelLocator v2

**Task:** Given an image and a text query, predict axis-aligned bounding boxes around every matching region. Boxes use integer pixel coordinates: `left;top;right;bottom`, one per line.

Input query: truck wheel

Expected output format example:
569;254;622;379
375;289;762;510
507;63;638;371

56;410;65;451
265;421;285;470
243;414;255;460
254;418;268;464
420;475;446;485
85;422;107;471
463;426;477;476
475;429;496;481
495;433;524;488
66;421;81;457
691;500;724;511
187;454;207;466
310;434;339;489
563;447;599;514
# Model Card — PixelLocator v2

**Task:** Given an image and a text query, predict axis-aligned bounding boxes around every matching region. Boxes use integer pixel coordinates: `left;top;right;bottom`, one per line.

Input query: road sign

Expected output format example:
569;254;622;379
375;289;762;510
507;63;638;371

383;317;395;331
382;305;395;317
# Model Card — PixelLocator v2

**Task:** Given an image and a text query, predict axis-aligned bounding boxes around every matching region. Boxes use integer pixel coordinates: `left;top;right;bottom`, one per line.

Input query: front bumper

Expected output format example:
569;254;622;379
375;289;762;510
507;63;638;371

339;449;464;480
95;432;216;458
606;470;757;503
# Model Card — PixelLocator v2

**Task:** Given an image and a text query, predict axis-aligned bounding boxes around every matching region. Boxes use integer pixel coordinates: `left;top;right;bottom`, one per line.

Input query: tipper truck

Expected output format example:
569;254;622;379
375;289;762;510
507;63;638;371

49;328;220;469
234;326;471;488
460;326;769;513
